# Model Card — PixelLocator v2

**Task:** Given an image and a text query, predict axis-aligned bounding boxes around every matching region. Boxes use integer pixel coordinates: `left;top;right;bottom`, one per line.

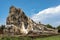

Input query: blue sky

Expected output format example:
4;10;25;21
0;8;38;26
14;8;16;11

0;0;60;27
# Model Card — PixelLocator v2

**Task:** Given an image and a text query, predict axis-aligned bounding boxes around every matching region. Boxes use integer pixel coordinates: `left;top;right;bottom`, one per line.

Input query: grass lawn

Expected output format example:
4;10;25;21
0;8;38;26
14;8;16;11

0;35;60;40
34;35;60;40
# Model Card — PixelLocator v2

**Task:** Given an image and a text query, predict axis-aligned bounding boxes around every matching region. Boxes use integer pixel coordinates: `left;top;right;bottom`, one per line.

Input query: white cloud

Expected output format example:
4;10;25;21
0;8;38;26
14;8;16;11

31;5;60;27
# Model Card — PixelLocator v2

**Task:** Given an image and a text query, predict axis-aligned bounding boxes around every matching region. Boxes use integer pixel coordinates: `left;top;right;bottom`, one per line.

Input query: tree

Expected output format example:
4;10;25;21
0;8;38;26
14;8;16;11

0;25;5;34
57;25;60;29
39;22;41;24
0;25;5;30
46;24;53;28
57;25;60;33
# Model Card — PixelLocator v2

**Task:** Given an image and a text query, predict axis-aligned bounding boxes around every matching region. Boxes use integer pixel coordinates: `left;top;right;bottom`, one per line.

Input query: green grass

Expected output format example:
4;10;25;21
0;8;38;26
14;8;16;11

0;36;32;40
34;35;60;40
0;35;60;40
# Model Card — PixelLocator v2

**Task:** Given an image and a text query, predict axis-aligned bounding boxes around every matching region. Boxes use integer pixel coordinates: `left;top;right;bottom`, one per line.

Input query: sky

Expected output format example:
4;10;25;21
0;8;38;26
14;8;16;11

0;0;60;27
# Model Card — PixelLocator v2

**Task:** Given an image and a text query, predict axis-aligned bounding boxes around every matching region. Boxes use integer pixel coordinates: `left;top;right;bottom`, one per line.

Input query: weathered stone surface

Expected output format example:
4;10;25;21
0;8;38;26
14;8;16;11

7;6;31;28
6;6;58;35
6;6;35;34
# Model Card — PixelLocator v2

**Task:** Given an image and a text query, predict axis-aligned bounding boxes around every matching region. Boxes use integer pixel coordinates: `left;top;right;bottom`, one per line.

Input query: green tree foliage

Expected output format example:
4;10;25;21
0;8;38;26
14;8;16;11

46;24;53;28
0;25;5;30
57;25;60;29
57;25;60;33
